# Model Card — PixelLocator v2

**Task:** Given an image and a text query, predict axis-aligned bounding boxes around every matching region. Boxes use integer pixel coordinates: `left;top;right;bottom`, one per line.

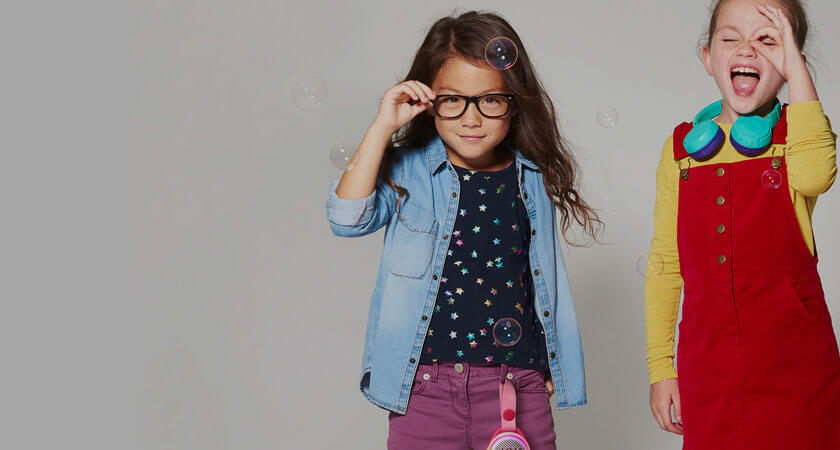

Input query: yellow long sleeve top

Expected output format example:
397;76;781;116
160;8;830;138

645;101;838;384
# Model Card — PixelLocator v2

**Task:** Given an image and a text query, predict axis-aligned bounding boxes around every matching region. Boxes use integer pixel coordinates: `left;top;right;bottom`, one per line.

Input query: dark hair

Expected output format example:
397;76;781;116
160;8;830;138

702;0;809;50
380;11;602;245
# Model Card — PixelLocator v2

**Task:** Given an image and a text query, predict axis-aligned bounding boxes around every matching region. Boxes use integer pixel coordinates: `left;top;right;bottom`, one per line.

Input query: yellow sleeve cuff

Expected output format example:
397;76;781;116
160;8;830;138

786;100;832;144
649;368;678;385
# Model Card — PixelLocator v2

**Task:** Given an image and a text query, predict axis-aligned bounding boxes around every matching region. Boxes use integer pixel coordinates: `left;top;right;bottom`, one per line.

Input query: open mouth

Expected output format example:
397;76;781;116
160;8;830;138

730;65;761;97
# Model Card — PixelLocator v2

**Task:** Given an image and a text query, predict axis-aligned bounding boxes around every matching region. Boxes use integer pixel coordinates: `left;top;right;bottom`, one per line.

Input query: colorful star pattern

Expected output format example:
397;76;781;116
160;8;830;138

418;163;548;370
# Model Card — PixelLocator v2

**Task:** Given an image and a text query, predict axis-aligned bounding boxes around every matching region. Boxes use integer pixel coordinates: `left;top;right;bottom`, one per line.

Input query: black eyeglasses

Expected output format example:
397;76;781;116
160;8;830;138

432;94;515;119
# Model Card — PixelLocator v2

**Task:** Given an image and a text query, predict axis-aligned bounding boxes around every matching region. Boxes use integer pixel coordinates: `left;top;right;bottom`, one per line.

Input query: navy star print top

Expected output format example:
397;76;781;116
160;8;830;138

420;161;549;372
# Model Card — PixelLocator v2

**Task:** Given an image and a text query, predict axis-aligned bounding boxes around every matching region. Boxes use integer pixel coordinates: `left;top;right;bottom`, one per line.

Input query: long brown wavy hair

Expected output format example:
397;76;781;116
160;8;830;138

380;11;602;245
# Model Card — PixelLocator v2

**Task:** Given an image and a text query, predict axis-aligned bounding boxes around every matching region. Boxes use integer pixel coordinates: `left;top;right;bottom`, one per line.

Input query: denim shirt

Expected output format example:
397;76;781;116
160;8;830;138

325;135;586;414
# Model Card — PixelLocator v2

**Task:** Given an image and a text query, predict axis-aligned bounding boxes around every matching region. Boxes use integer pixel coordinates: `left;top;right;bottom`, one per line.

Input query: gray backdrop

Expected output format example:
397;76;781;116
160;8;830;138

3;0;838;449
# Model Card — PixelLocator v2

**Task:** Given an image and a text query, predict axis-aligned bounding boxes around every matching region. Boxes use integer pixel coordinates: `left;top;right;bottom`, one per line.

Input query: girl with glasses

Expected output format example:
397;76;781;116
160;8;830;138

326;10;600;450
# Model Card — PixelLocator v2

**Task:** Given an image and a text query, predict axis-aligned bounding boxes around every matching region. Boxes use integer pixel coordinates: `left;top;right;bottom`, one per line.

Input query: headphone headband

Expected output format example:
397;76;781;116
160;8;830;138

684;99;781;160
693;100;723;126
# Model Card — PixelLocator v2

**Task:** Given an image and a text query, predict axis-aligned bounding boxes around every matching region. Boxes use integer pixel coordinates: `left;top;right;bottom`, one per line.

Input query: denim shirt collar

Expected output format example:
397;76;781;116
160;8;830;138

425;135;539;174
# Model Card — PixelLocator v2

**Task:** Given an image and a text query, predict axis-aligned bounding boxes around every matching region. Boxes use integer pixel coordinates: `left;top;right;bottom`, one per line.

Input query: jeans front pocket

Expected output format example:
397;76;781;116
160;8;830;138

512;368;548;394
410;365;435;395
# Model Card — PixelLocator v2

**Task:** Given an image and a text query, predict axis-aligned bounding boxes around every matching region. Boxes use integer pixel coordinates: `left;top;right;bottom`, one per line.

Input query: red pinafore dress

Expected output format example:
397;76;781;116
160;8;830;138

672;109;840;450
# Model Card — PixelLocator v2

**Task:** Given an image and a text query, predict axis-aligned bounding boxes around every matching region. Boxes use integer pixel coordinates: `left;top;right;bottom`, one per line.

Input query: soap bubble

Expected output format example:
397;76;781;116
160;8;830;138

761;169;782;190
484;37;518;71
291;75;327;111
637;253;664;278
597;106;619;128
493;318;522;346
329;140;356;170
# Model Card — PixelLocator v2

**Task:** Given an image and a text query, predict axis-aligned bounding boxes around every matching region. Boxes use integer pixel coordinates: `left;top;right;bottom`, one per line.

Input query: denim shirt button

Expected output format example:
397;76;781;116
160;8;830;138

410;358;416;364
534;269;540;276
451;192;457;198
550;352;556;358
543;311;550;317
433;275;439;280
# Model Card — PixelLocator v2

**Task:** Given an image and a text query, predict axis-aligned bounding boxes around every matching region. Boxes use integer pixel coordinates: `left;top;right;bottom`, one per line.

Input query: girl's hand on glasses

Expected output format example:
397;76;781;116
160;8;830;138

750;4;807;82
372;81;435;135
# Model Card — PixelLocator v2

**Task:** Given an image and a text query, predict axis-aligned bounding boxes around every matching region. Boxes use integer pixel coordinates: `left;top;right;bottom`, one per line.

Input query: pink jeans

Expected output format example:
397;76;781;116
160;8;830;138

387;362;556;449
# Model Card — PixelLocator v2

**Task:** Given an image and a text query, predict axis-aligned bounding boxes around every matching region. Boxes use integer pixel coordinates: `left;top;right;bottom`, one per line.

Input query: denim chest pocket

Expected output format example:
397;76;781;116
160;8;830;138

389;202;439;279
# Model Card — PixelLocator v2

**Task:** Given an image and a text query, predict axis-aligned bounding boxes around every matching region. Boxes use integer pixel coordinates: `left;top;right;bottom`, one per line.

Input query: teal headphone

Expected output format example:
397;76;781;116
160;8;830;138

683;99;782;160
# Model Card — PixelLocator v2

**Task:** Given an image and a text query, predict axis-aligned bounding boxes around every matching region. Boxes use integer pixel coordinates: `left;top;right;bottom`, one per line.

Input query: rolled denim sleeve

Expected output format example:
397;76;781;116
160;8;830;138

326;176;398;237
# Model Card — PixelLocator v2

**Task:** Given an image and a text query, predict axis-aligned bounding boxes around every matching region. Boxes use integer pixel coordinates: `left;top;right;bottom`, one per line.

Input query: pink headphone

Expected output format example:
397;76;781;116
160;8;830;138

487;378;530;450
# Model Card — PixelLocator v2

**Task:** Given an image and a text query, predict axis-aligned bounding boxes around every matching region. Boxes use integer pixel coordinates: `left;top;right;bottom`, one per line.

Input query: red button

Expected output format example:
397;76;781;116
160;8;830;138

503;409;515;421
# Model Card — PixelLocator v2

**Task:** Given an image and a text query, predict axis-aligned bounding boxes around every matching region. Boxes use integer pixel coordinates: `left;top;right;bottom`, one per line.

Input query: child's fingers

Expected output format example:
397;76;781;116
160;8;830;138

750;40;772;60
757;4;791;47
761;4;796;45
756;3;772;22
657;405;676;433
750;27;781;62
751;26;781;43
673;390;683;425
651;406;665;430
668;421;684;435
402;82;426;103
771;5;798;44
389;83;419;103
652;411;663;430
413;81;436;100
409;81;433;103
653;402;666;427
766;5;791;36
653;399;681;434
400;82;425;103
662;412;682;434
757;4;782;31
406;81;431;104
410;102;432;117
770;5;789;28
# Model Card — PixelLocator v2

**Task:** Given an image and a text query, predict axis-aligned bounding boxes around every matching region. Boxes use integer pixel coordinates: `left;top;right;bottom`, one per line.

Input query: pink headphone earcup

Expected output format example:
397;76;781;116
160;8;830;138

487;428;530;450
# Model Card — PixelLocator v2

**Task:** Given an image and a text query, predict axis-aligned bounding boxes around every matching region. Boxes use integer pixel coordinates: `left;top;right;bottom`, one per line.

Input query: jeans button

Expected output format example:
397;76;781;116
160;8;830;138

454;363;464;373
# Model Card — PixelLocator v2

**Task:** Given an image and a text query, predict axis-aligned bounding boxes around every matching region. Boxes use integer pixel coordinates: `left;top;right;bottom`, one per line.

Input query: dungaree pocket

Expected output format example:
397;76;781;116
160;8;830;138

786;277;832;323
